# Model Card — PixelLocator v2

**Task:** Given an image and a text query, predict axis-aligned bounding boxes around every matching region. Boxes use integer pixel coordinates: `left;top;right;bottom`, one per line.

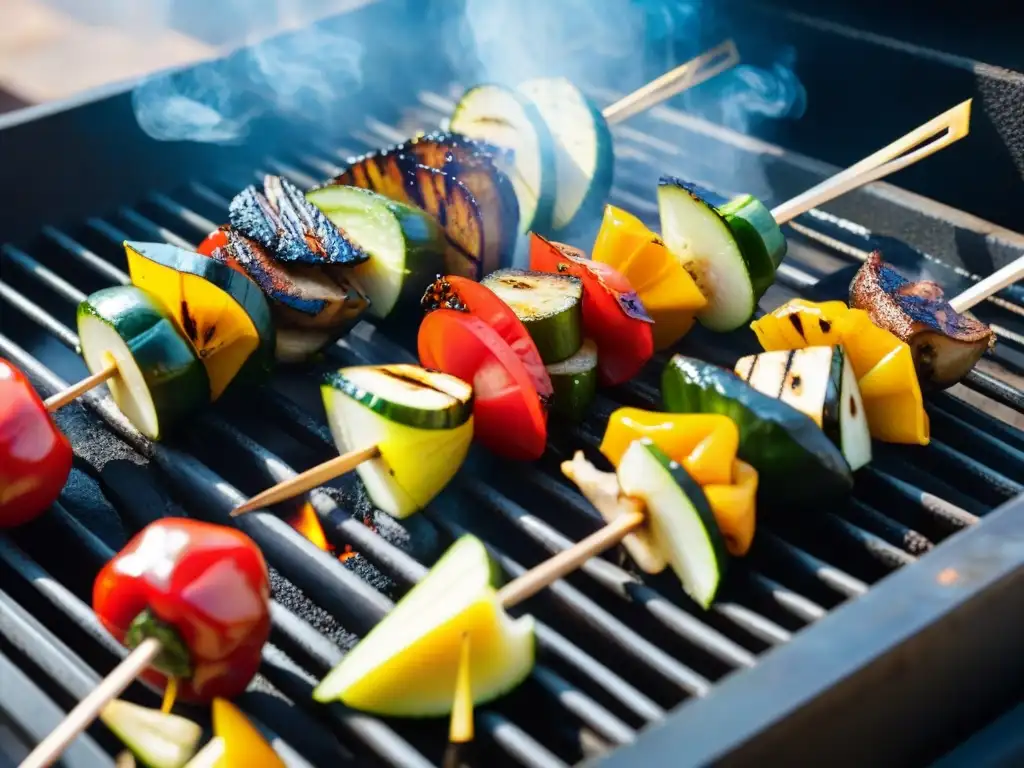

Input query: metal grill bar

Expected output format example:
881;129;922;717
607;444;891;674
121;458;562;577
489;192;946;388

0;648;111;768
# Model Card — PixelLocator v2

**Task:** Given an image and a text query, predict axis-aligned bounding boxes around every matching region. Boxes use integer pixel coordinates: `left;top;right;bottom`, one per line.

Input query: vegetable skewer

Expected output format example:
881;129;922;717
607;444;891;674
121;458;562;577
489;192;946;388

658;100;973;332
21;518;272;768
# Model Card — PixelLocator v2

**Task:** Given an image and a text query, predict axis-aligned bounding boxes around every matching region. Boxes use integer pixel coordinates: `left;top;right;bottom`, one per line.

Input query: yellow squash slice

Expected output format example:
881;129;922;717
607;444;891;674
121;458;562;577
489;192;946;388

125;241;274;400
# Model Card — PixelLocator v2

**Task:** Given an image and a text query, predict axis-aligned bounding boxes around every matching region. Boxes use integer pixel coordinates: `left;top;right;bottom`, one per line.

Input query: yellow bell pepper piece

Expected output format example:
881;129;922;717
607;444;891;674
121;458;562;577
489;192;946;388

600;408;759;555
126;244;263;401
592;205;707;351
749;299;930;446
600;408;737;486
210;698;284;768
703;460;758;556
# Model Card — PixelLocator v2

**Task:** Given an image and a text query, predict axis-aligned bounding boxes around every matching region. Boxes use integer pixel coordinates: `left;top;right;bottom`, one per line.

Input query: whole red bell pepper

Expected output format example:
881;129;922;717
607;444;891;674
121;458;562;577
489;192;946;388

94;518;272;703
0;358;73;528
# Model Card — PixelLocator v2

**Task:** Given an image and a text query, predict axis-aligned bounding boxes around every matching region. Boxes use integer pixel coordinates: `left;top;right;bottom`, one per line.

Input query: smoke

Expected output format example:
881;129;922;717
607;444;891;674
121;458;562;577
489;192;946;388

35;0;806;150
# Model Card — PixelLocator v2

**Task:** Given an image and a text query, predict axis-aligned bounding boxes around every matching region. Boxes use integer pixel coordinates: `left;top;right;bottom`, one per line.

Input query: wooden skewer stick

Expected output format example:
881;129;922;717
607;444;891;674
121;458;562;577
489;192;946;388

44;363;118;412
230;444;381;516
497;512;645;609
602;39;741;125
949;254;1024;313
443;633;475;768
20;638;163;768
771;99;973;226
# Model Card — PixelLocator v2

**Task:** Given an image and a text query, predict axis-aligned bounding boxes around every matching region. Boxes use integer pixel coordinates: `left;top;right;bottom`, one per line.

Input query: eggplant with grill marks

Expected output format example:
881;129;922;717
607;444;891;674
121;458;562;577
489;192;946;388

396;131;520;274
229;174;369;266
330;150;488;281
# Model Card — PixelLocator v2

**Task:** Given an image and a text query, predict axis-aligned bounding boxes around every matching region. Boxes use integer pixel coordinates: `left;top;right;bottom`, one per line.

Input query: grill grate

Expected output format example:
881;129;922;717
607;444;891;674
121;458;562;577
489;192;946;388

1;76;1023;767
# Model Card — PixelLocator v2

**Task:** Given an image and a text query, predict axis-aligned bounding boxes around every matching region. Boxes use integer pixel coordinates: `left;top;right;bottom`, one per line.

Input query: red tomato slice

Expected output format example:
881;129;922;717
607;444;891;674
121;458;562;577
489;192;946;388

197;228;229;257
529;233;654;386
419;309;547;461
422;275;553;401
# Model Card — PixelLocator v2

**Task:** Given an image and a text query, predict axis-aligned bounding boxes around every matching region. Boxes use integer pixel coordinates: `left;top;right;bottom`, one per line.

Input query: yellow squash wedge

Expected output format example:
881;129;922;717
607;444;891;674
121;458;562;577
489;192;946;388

592;205;707;350
599;408;757;556
750;300;929;446
125;241;274;400
313;536;535;716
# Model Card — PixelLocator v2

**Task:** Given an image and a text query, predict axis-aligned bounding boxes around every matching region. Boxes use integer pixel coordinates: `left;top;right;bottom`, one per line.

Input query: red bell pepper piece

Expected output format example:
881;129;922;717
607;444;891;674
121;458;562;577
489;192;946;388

93;518;272;703
421;275;553;401
197;228;230;257
529;234;654;386
0;359;73;528
418;308;548;461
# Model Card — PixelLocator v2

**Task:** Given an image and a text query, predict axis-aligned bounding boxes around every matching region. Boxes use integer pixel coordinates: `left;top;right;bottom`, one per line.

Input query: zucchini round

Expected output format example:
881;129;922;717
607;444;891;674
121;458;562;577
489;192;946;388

545;338;597;421
718;194;787;272
617;439;728;608
657;178;775;332
322;365;474;518
305;185;445;320
100;699;202;768
481;269;583;364
313;535;535;716
124;240;274;400
516;77;614;233
662;354;853;503
450;84;557;235
78;286;210;441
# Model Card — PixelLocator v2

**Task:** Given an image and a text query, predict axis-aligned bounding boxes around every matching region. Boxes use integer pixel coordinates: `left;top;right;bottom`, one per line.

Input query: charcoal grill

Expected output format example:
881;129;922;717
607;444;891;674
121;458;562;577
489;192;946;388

1;2;1023;766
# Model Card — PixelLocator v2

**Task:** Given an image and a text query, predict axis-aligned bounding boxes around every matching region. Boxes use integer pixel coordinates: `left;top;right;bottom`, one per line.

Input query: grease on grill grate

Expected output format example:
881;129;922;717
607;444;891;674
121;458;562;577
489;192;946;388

1;87;1023;768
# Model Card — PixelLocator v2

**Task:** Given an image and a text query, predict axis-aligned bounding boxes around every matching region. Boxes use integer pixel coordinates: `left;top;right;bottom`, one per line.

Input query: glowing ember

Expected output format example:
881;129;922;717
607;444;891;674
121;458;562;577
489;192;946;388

287;503;360;564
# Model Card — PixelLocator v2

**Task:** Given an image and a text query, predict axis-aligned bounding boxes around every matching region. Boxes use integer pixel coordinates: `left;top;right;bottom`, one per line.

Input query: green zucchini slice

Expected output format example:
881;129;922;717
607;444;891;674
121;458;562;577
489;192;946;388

657;178;775;332
322;365;473;518
734;346;871;472
306;185;445;320
450;84;557;235
481;269;583;364
662;354;853;503
545;338;597;421
718;193;787;273
101;699;201;768
78;286;209;441
516;77;614;233
313;535;535;715
617;439;728;608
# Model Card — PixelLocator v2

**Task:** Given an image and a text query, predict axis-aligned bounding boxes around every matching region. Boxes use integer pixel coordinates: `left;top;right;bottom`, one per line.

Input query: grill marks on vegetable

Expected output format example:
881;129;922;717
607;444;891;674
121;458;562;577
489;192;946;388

420;276;468;313
230;175;368;266
735;346;872;473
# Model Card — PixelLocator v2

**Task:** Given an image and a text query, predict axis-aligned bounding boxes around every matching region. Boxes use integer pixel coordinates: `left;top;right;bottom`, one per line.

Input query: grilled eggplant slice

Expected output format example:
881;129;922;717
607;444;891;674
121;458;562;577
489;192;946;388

222;230;368;338
400;131;519;275
734;346;871;472
229;175;369;266
850;252;995;389
332;153;486;281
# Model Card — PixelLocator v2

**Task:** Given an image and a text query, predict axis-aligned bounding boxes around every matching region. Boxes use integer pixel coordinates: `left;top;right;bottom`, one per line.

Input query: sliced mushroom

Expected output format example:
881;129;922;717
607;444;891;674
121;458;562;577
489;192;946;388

850;252;994;389
221;230;368;333
561;451;666;575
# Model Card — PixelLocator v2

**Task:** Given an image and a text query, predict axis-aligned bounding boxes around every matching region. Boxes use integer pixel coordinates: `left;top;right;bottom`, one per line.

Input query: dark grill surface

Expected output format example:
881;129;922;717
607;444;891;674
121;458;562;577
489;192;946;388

1;72;1024;768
